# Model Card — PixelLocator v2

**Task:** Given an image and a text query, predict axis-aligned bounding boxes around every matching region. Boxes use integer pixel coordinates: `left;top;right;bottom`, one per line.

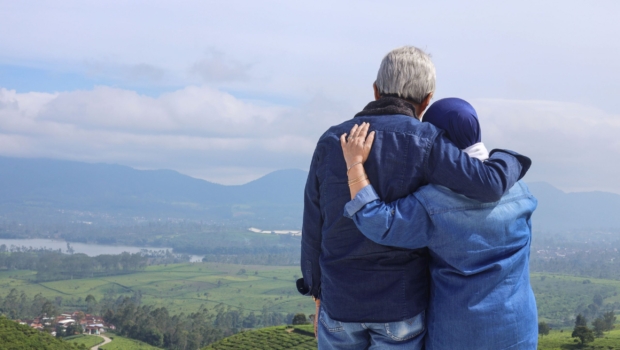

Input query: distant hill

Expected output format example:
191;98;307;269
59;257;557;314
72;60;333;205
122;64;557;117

526;182;620;231
1;156;619;231
0;156;307;228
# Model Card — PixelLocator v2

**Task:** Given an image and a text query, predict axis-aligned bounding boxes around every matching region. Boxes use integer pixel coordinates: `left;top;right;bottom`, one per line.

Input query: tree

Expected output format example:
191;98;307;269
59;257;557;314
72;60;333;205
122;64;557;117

538;321;550;337
41;301;58;319
292;313;308;325
603;310;616;331
572;326;594;345
85;294;96;304
575;314;587;327
2;289;19;319
593;293;604;307
572;314;594;345
593;317;606;337
65;324;82;336
85;294;97;314
55;324;66;338
74;311;85;326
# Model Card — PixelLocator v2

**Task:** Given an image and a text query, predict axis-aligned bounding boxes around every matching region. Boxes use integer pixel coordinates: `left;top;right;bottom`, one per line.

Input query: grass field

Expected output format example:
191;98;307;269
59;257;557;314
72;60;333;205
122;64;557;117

99;334;162;350
0;262;316;316
64;334;105;348
203;325;317;350
538;328;620;349
1;267;617;322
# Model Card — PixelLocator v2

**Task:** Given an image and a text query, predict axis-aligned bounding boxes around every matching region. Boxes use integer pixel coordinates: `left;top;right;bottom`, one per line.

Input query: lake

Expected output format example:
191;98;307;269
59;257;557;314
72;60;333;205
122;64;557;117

0;238;204;262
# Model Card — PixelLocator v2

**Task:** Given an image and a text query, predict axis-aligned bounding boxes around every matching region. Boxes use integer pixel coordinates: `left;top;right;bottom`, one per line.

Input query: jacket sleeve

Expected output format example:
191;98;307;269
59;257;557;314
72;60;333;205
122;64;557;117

297;148;323;298
343;185;433;249
425;133;532;203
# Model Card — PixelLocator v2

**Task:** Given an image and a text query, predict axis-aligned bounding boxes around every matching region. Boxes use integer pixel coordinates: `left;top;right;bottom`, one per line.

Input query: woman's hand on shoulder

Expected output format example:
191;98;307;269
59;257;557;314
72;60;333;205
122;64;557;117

340;122;376;168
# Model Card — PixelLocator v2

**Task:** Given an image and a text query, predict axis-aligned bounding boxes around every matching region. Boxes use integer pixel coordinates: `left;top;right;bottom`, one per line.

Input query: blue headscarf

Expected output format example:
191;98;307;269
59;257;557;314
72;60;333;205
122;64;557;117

423;98;481;149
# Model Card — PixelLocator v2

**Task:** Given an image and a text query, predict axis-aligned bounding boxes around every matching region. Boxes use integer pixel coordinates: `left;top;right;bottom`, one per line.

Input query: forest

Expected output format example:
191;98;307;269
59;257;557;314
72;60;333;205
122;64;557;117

103;297;296;349
0;247;168;281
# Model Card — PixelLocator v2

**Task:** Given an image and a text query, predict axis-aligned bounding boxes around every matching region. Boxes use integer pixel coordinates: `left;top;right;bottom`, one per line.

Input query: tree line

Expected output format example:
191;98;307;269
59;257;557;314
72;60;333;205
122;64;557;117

103;297;298;349
0;289;62;320
0;246;195;281
0;247;147;281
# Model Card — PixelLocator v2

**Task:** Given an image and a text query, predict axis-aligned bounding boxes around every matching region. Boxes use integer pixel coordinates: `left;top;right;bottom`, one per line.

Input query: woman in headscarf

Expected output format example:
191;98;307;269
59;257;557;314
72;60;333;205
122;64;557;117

340;98;538;349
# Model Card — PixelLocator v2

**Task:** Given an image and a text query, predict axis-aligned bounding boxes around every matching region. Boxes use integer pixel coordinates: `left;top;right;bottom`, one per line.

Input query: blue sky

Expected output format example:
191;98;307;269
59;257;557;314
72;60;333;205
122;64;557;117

1;0;619;192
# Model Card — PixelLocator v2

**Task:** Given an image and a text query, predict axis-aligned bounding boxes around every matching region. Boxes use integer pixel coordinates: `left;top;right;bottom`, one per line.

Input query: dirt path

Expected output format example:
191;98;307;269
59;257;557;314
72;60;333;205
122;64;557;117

91;335;112;350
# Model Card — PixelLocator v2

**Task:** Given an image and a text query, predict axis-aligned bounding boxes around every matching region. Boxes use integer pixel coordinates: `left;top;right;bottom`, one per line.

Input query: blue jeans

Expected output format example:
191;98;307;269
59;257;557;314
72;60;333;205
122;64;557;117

317;306;425;350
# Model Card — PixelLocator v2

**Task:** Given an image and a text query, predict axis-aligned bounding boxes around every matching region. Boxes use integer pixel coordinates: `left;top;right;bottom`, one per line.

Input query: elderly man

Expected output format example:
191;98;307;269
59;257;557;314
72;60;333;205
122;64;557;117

297;46;531;349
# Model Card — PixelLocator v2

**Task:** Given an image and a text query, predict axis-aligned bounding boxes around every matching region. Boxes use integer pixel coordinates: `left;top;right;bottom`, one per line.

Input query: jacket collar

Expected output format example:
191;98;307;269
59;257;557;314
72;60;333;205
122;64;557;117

354;97;417;119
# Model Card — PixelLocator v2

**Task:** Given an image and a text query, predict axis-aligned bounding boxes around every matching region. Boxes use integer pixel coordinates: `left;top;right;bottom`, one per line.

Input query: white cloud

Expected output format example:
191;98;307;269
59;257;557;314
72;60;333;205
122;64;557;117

2;87;619;192
0;86;344;184
474;98;620;193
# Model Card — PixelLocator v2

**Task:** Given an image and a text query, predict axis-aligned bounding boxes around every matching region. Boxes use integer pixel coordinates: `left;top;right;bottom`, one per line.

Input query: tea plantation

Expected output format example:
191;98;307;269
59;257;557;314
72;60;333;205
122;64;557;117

202;325;317;350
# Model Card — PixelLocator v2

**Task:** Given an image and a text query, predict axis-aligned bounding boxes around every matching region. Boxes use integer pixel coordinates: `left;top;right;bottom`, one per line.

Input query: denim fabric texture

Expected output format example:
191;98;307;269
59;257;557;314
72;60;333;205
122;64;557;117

317;305;425;350
298;99;529;323
345;181;538;349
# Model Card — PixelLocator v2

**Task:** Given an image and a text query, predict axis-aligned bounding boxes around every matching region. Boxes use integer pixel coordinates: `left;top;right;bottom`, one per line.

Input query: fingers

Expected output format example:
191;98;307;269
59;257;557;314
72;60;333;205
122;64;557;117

349;124;359;138
340;133;347;148
346;122;373;144
357;122;370;140
365;131;376;150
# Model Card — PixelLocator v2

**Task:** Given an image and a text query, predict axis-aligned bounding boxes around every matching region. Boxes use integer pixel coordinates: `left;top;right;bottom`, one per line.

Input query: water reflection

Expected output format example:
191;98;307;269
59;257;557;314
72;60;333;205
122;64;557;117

0;238;204;262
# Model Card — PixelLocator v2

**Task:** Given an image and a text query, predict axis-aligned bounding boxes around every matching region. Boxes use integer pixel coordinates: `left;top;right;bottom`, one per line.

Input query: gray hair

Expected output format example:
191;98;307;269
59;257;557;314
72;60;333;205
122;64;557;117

375;46;436;104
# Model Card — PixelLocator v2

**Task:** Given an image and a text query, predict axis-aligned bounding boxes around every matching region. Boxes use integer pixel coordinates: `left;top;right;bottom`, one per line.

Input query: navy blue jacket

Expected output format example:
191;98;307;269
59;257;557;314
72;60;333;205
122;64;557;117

297;99;530;323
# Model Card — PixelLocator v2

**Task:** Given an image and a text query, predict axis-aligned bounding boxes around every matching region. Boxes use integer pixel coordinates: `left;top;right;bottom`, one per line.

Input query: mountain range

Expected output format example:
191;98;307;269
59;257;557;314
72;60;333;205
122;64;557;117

1;156;619;232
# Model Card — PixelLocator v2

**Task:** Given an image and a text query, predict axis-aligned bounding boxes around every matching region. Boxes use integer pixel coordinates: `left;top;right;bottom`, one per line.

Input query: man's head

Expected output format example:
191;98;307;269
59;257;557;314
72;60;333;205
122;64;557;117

374;46;436;118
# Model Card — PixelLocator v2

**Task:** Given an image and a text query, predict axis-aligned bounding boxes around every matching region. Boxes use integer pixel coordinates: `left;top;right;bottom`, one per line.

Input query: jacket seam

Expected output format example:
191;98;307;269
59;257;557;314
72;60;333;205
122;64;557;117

415;192;437;244
426;194;534;216
399;133;410;195
421;129;440;181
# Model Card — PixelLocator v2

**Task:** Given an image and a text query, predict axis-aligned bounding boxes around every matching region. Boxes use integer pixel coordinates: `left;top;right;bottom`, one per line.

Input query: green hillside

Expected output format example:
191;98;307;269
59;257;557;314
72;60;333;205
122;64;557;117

0;262;315;316
0;316;84;349
64;334;105;348
202;325;317;350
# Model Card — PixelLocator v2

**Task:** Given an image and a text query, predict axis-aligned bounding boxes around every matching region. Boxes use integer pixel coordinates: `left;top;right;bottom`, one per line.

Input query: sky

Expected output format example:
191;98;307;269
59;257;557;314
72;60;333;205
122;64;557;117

1;1;619;193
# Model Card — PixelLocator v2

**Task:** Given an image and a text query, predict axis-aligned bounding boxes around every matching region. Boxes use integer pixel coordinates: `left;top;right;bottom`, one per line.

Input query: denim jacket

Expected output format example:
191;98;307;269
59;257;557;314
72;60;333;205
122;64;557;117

298;99;530;322
344;182;538;349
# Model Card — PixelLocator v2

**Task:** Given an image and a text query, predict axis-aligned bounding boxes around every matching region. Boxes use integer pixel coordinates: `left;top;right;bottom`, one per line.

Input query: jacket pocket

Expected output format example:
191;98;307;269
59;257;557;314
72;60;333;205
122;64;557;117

384;311;425;341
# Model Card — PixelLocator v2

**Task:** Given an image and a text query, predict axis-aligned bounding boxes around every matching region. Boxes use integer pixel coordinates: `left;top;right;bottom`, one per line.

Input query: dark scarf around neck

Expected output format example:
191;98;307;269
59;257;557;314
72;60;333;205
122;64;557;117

354;97;417;119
